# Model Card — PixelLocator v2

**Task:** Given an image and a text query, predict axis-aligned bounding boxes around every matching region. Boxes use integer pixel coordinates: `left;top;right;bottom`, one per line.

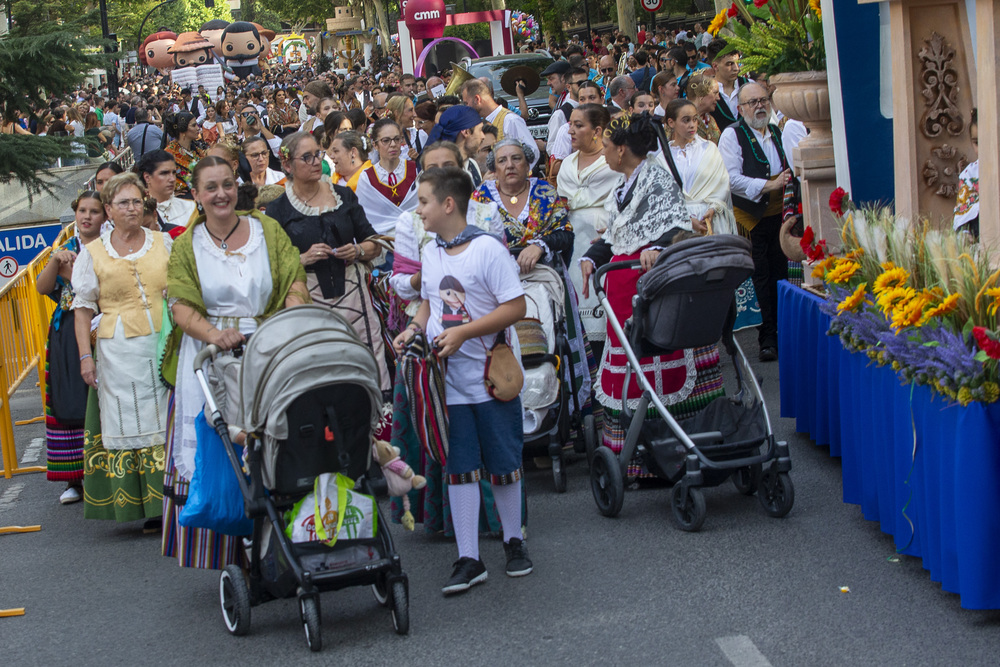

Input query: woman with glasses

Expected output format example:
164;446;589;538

243;135;285;187
265;131;392;393
71;172;172;531
355;118;419;236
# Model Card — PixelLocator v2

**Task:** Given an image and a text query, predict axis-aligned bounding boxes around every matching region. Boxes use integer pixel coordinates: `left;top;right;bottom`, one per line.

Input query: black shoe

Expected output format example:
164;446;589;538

758;347;778;362
442;557;488;595
142;518;162;535
503;538;533;577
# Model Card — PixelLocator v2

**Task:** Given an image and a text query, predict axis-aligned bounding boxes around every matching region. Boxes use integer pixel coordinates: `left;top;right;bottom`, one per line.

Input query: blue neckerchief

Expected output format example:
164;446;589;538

434;224;492;249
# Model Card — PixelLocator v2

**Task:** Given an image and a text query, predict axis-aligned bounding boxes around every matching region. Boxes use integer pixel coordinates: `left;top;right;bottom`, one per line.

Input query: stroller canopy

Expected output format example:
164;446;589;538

240;306;384;441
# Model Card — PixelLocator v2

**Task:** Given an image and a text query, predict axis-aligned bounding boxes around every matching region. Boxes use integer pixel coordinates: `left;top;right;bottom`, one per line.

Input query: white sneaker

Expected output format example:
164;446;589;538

59;486;82;505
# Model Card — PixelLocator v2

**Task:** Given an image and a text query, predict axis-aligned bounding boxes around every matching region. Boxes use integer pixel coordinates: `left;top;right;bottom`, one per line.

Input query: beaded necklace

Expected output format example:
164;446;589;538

738;120;788;172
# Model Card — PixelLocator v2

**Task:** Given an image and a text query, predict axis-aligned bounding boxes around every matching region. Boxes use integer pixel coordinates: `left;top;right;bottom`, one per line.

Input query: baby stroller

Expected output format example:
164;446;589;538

588;235;794;531
516;256;588;493
193;306;409;652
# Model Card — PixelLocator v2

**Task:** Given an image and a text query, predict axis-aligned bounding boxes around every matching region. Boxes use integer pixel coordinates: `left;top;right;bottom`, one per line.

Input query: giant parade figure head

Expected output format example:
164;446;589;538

220;21;266;80
140;30;178;74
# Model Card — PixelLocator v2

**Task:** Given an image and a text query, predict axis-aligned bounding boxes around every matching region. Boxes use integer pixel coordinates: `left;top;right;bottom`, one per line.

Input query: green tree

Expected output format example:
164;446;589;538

257;0;332;25
0;3;108;194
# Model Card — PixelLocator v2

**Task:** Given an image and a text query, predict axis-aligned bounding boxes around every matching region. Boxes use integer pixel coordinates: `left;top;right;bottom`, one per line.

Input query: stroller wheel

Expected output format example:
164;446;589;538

219;564;251;636
590;446;624;517
583;415;598;466
670;484;707;532
372;572;391;607
732;463;762;496
390;578;410;635
299;595;322;652
758;471;795;518
552;454;567;493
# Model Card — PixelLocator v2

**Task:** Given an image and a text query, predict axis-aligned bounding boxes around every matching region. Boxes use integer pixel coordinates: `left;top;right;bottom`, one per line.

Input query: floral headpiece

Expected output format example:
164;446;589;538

279;145;291;160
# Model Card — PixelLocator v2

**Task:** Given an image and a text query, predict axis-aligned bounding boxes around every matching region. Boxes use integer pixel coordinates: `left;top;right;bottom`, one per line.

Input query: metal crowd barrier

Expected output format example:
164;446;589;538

0;226;72;478
81;146;134;191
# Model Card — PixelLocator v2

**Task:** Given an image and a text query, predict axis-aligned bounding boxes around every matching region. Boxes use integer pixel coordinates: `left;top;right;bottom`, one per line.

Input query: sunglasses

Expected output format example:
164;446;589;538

600;67;616;73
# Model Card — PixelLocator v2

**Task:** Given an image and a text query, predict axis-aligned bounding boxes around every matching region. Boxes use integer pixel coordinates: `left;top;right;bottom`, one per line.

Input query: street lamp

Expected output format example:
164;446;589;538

136;0;179;58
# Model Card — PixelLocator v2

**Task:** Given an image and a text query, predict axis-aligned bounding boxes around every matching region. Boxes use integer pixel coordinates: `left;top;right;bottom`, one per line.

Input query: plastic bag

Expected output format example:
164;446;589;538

284;473;376;546
178;409;252;536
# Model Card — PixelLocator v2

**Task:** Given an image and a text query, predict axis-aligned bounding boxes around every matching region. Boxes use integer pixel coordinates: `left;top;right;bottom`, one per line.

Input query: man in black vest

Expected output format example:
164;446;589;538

707;38;750;131
719;83;794;362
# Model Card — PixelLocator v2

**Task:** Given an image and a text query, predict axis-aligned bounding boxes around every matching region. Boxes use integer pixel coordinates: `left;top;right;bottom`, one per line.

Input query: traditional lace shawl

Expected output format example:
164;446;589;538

602;160;691;255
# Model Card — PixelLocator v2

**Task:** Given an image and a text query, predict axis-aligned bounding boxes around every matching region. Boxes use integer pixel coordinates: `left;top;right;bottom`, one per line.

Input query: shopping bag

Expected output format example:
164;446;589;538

284;473;377;546
178;409;252;536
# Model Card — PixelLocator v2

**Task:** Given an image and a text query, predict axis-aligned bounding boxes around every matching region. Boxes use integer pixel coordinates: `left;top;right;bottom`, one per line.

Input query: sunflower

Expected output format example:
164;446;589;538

836;283;867;314
707;8;728;36
985;286;1000;317
917;293;961;326
809;0;822;18
811;255;837;279
826;260;861;284
890;295;927;330
845;248;863;261
876;286;915;317
873;267;909;294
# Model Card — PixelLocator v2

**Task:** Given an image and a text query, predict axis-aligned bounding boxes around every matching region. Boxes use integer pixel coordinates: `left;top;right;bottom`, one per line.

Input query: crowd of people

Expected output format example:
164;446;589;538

34;25;818;595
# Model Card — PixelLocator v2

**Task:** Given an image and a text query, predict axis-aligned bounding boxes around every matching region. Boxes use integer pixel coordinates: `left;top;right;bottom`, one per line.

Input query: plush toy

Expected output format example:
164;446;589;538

220;21;266;80
139;31;178;75
372;439;426;531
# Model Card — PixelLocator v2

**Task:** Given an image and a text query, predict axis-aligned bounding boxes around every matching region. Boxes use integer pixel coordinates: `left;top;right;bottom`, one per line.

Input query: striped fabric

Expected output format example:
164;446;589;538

401;334;450;466
161;392;243;570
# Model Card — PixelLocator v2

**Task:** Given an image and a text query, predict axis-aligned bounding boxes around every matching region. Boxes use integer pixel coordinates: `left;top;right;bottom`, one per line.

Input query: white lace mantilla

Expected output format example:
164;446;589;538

603;160;691;256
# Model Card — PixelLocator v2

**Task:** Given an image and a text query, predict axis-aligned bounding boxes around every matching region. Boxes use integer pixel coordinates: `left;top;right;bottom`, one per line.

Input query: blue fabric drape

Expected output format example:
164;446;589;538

778;281;1000;609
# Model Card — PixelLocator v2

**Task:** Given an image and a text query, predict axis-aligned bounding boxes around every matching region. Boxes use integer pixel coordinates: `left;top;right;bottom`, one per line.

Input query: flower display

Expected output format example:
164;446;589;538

829;187;848;216
800;225;828;262
714;0;824;75
818;205;1000;405
728;3;739;17
708;9;729;36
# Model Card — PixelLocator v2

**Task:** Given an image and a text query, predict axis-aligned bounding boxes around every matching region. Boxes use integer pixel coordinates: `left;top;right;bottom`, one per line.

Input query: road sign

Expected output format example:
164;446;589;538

0;257;17;278
0;223;63;285
641;0;662;12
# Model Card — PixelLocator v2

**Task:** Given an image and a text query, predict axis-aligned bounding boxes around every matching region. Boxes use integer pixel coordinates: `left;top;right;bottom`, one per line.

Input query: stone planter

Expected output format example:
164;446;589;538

771;70;838;246
770;70;831;151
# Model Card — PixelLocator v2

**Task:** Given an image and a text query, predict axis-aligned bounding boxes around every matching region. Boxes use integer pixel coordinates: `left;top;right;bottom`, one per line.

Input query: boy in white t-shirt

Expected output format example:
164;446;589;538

392;167;531;595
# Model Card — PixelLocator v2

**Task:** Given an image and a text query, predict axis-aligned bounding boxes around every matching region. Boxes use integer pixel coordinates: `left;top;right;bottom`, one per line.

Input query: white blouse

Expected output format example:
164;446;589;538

669;136;711;191
71;228;174;312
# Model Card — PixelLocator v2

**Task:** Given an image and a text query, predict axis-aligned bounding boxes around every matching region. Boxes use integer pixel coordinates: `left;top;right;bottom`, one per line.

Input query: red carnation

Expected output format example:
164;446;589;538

829;187;848;216
728;3;738;17
973;327;1000;360
799;225;827;261
753;0;769;7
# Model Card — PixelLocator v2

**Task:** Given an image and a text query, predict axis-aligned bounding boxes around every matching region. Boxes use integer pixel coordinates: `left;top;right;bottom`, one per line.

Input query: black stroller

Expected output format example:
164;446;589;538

587;235;794;531
193;306;408;651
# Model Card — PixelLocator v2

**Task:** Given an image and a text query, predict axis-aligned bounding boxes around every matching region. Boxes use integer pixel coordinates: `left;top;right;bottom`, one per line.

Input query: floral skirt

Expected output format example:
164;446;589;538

82;387;165;522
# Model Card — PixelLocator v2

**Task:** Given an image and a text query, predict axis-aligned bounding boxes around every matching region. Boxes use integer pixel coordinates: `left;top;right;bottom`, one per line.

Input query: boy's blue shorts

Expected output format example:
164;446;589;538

446;397;524;485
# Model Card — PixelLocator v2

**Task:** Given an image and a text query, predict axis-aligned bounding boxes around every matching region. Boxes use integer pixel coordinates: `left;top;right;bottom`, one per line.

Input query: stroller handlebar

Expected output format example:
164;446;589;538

592;259;643;300
193;344;223;372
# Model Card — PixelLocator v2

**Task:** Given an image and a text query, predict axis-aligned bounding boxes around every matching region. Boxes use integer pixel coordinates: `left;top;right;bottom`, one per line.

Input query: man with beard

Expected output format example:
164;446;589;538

719;83;795;363
299;80;332;132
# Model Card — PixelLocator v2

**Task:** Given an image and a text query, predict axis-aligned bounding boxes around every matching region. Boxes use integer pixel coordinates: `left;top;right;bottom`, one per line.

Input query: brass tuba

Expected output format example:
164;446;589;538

444;62;474;96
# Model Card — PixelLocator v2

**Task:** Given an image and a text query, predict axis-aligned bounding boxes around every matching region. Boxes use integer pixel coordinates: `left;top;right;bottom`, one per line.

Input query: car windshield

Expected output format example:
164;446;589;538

467;57;554;102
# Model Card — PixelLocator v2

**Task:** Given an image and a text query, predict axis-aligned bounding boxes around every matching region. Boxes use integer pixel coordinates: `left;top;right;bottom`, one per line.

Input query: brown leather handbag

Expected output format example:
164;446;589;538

483;329;523;402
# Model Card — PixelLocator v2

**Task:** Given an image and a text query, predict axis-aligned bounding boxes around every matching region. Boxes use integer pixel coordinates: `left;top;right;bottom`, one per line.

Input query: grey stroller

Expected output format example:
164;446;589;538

588;235;794;531
193;306;408;651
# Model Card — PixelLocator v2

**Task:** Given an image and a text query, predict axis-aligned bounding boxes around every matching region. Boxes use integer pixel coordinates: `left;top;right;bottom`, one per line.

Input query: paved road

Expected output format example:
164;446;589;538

2;330;999;666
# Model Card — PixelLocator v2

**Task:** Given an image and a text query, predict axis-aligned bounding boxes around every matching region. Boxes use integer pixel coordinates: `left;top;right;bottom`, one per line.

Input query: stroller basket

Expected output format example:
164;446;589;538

634;235;753;353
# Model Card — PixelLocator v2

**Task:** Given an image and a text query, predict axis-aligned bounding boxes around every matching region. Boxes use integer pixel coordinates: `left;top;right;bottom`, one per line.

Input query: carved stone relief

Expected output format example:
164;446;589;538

921;144;968;198
918;32;965;138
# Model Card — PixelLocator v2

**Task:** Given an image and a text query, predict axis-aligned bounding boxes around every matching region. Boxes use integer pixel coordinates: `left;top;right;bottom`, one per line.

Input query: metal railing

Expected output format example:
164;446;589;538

0;225;72;478
81;146;135;192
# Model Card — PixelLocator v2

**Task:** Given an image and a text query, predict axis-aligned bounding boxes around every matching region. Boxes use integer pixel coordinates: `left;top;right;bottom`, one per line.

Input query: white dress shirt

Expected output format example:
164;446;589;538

485;105;539;169
549;123;573;161
546;98;577;155
668;136;710;191
718;122;784;202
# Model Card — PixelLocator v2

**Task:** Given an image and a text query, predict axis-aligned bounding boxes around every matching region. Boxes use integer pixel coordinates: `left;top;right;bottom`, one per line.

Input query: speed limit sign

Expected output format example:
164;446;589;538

641;0;662;12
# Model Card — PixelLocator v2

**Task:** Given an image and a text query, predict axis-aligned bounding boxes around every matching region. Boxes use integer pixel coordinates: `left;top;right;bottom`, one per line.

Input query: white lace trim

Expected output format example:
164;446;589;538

486;177;537;223
285;176;343;216
593;345;696;410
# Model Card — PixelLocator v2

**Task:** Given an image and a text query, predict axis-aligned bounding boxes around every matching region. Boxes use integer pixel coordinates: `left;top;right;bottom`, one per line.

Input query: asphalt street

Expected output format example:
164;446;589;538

2;329;999;666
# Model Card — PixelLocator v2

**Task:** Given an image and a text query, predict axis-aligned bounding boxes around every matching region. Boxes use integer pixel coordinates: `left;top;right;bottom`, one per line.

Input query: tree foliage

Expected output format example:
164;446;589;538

257;0;333;25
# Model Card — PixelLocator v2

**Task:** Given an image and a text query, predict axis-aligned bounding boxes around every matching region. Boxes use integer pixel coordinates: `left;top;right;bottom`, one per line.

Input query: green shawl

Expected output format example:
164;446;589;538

161;209;309;386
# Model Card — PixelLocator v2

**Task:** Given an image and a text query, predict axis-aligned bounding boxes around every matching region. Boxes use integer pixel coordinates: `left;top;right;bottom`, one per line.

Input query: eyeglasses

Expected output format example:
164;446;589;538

246;150;270;160
112;198;144;210
600;67;616;74
741;97;771;108
377;136;403;147
293;150;326;164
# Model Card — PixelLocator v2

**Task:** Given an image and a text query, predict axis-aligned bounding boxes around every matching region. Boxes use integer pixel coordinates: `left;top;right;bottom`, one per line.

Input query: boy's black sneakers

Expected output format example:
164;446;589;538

442;557;488;595
503;538;533;577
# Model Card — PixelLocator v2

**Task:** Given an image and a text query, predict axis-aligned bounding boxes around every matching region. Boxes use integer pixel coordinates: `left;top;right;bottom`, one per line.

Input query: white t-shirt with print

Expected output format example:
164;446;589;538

421;234;524;405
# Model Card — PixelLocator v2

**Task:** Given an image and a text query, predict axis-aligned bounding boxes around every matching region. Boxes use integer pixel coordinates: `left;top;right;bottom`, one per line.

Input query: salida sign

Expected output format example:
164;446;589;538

402;0;447;40
0;223;62;282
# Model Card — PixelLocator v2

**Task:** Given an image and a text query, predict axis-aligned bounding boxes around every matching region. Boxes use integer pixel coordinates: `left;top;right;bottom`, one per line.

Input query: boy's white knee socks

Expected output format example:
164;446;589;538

491;480;523;544
448;482;481;560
